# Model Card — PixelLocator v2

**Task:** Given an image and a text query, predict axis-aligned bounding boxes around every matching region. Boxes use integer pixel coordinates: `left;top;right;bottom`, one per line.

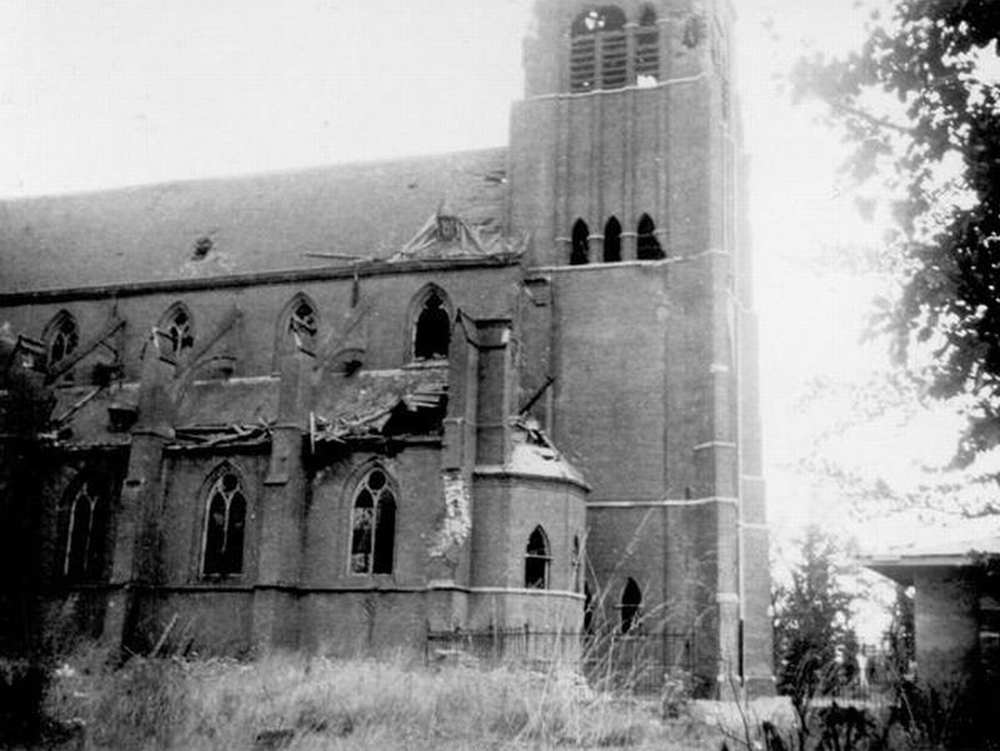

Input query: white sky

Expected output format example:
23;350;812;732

1;0;970;576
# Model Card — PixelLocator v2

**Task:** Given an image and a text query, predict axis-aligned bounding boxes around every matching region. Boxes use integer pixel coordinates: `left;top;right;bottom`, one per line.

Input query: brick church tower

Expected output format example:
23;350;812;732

509;0;773;695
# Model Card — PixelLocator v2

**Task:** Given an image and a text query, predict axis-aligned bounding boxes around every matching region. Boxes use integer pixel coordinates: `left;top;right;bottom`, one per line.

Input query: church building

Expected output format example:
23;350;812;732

0;0;772;696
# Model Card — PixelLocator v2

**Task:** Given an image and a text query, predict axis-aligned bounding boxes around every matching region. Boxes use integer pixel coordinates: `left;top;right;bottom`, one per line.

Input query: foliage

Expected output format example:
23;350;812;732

772;528;859;714
792;0;1000;467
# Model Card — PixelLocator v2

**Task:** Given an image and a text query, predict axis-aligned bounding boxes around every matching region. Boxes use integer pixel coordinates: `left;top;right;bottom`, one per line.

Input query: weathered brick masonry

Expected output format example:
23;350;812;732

0;0;771;695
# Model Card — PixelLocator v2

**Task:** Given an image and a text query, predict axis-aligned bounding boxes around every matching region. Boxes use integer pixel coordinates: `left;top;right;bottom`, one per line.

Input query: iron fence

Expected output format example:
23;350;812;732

425;626;697;695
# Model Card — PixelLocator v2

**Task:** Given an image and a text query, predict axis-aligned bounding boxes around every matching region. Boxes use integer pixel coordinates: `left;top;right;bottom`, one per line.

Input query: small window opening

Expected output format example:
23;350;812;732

46;312;79;369
637;215;664;260
621;577;642;634
288;298;318;351
350;469;396;575
162;305;195;358
571;220;590;265
603;217;622;263
524;525;551;589
414;291;451;360
63;481;106;581
202;470;247;577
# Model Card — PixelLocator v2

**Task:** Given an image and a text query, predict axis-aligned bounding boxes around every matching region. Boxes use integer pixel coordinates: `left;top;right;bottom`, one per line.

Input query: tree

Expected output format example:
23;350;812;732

773;527;860;704
792;0;1000;468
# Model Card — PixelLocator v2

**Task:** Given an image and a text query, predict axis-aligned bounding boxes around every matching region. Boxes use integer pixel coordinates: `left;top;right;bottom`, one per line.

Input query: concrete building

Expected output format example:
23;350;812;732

0;0;771;695
865;528;1000;696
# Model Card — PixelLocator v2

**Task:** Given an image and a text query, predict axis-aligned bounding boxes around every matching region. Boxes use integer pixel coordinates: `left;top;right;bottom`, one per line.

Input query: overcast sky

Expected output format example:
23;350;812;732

2;0;950;559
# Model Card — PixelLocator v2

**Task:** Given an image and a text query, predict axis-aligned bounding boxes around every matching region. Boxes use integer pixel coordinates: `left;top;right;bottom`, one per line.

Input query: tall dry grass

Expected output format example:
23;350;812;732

42;649;723;750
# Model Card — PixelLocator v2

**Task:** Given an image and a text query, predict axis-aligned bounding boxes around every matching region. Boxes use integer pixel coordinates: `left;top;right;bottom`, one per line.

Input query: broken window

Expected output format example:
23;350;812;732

202;468;247;577
620;577;642;633
414;289;451;360
62;480;107;581
350;468;396;575
524;525;550;589
603;217;622;262
570;219;590;265
45;310;79;370
160;303;195;359
569;6;626;93
287;295;318;353
637;214;664;260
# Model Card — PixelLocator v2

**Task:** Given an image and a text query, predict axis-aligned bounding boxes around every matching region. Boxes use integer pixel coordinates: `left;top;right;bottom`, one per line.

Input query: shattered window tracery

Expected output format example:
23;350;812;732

350;468;396;575
288;296;318;352
524;525;551;589
45;311;79;369
620;577;642;633
161;303;195;359
414;290;450;360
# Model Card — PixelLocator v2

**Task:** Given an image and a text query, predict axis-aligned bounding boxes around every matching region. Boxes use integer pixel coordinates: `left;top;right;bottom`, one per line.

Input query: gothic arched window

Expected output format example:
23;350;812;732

569;6;627;92
604;217;622;263
44;310;79;370
524;526;551;589
637;214;664;260
620;577;642;633
62;480;107;581
349;468;396;575
159;303;195;359
583;581;595;634
286;294;318;353
413;288;451;360
202;468;247;577
636;5;661;86
571;219;590;265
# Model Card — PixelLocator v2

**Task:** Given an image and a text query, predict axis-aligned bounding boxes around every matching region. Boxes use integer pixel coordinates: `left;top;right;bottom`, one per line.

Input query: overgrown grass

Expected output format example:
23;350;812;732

39;648;727;750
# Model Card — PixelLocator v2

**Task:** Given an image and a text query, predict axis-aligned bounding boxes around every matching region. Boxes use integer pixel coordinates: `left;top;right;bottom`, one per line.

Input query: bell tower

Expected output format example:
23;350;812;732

509;0;773;696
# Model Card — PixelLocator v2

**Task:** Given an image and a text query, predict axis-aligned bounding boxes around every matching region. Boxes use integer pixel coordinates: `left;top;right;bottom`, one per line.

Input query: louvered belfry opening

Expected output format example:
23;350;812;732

569;5;659;93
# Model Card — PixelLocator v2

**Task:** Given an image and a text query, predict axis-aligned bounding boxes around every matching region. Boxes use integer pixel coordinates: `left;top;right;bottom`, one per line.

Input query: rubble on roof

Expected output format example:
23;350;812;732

310;367;448;449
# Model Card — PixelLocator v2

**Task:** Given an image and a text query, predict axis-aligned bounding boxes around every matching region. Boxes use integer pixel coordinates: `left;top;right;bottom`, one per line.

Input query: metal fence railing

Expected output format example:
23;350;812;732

425;626;697;695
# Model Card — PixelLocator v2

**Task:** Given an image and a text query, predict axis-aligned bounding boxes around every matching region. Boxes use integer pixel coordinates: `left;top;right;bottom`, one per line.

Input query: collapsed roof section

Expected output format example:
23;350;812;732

310;366;449;452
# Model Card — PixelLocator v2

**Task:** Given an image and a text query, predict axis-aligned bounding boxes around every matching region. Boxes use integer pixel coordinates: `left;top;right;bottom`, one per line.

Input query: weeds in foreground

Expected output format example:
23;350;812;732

42;650;716;750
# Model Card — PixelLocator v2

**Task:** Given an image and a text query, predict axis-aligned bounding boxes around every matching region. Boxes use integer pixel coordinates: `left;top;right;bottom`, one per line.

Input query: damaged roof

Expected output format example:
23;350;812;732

312;366;448;445
0;148;508;292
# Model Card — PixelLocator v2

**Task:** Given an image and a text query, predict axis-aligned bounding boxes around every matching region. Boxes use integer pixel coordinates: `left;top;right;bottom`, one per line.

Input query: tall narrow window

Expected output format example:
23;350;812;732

350;468;396;575
621;577;642;634
202;469;247;577
413;290;451;360
637;214;664;260
603;217;622;263
571;219;590;265
524;526;551;589
45;311;79;370
160;303;195;359
62;481;106;581
288;296;318;352
636;5;660;86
